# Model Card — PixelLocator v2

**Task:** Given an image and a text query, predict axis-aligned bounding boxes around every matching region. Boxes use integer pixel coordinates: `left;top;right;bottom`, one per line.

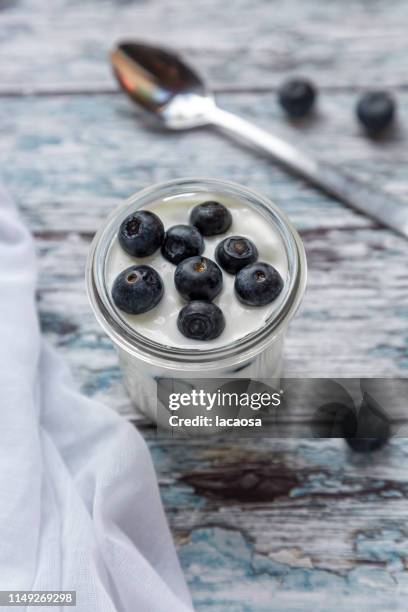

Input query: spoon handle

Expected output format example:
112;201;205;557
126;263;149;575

209;107;408;239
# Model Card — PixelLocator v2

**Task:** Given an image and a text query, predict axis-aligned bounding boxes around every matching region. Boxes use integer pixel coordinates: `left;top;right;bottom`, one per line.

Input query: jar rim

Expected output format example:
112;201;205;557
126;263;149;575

86;178;307;366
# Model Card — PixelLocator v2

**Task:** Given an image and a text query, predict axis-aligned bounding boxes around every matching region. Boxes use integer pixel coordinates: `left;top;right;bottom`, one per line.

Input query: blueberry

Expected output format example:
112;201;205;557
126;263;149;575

118;210;164;257
278;78;316;117
216;236;258;274
235;262;284;306
161;224;204;264
345;438;388;453
190;201;232;236
178;301;225;340
174;256;223;301
356;91;396;134
341;394;391;453
112;264;163;314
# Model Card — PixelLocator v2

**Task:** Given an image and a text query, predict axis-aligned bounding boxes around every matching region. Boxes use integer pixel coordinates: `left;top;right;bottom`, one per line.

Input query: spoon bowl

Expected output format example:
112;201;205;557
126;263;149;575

110;42;215;129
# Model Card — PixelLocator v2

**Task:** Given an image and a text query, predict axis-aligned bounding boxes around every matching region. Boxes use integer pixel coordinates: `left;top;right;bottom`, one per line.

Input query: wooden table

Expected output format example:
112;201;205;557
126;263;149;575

1;1;408;609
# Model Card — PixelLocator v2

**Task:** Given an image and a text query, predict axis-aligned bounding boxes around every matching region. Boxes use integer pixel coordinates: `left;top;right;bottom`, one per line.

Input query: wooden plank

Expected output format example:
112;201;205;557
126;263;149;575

1;0;408;93
147;436;408;570
1;91;408;235
35;220;408;419
23;88;408;605
35;233;408;605
142;433;408;610
0;89;402;405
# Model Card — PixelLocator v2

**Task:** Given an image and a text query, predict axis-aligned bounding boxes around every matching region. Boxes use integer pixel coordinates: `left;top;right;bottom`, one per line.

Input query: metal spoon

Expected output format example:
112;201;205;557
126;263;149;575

110;41;408;239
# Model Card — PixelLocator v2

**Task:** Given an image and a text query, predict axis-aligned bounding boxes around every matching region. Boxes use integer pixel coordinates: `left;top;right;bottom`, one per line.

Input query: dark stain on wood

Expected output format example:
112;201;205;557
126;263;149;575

179;443;408;504
182;461;408;504
182;460;300;503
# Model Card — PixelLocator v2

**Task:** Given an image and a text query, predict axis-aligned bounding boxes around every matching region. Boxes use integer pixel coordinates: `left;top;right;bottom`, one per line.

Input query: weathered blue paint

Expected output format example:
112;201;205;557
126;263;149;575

179;527;408;611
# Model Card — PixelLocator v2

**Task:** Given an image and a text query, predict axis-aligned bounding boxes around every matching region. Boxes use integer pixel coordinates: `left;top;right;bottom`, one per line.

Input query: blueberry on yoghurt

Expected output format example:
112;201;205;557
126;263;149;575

235;262;283;306
112;264;164;314
161;224;204;264
174;256;223;302
216;236;258;274
177;301;225;340
190;201;232;236
119;210;164;257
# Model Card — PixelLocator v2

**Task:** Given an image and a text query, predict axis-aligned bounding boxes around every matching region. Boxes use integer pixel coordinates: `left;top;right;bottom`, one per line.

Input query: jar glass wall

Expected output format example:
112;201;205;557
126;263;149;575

87;178;307;421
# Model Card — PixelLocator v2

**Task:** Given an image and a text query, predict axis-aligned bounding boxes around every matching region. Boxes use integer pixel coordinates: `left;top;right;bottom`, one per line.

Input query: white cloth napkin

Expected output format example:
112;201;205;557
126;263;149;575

0;186;193;611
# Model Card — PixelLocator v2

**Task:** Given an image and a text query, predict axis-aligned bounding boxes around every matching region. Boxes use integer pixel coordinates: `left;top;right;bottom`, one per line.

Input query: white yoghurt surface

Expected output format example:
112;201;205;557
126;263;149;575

105;191;288;349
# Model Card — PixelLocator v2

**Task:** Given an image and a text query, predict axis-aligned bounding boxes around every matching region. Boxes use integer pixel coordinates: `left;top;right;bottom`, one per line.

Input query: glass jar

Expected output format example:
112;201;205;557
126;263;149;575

86;178;307;422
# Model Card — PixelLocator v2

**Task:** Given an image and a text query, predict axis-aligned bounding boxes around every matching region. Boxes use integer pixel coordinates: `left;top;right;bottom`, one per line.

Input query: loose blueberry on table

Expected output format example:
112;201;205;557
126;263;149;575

345;438;388;452
119;210;164;257
177;301;225;340
216;235;258;274
161;224;204;264
356;90;396;134
341;394;391;452
112;264;164;314
278;78;317;118
174;256;223;301
190;201;232;236
235;262;284;306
